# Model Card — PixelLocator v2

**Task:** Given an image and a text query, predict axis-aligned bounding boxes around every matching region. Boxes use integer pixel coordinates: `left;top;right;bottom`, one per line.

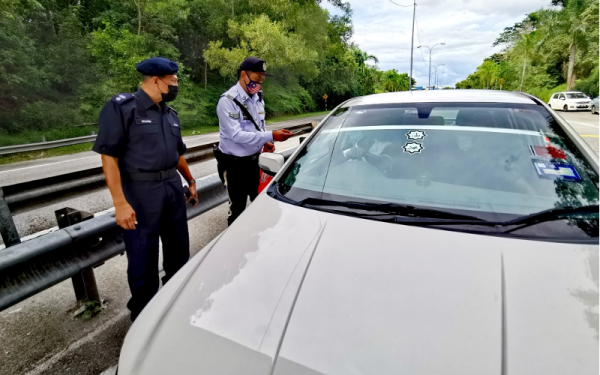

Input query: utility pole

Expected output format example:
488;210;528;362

409;0;416;91
389;0;416;91
418;43;445;89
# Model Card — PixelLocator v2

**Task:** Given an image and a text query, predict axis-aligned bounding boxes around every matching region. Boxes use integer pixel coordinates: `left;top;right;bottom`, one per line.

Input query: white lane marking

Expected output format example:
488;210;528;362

0;155;99;175
24;310;128;375
566;121;599;129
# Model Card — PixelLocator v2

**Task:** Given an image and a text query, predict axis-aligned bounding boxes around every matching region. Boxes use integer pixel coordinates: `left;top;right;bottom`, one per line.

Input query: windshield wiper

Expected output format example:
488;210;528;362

499;205;599;233
298;198;598;232
298;198;487;222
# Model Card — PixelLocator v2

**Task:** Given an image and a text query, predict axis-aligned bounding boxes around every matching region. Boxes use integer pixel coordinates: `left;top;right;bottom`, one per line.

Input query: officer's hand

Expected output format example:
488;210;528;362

272;129;294;142
115;202;137;230
263;142;275;153
188;183;199;207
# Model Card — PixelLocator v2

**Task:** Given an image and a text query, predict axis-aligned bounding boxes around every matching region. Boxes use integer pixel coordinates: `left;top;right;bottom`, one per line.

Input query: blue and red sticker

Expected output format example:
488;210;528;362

532;159;581;181
528;143;580;181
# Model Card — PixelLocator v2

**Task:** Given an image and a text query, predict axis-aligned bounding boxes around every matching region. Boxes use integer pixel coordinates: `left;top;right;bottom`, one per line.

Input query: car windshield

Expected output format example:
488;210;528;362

566;93;587;99
274;103;599;240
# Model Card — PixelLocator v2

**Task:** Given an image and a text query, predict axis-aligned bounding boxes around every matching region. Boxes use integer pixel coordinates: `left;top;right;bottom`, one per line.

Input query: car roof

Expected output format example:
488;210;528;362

342;89;538;107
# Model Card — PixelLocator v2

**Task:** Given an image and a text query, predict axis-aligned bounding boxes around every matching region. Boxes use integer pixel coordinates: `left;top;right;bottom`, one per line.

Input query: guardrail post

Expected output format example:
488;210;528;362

55;208;100;304
0;188;20;248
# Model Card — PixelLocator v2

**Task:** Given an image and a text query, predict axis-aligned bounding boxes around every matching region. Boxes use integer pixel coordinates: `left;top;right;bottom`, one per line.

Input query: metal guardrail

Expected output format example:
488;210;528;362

2;123;313;211
0;135;98;156
0;116;320;156
0;173;228;312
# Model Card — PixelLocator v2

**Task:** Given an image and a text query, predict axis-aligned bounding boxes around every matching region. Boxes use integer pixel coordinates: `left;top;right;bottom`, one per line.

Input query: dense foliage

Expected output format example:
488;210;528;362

0;0;415;140
456;0;599;101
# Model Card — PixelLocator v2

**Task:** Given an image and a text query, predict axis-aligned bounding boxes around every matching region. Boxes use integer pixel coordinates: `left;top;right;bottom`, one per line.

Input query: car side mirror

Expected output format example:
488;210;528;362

259;153;285;176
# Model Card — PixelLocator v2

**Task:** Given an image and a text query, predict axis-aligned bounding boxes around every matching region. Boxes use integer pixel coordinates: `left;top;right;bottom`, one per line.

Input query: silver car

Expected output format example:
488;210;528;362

591;96;599;114
118;90;599;375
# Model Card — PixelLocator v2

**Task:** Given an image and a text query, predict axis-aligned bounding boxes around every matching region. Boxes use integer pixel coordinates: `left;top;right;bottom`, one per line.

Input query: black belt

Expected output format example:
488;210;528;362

221;152;260;162
125;167;178;181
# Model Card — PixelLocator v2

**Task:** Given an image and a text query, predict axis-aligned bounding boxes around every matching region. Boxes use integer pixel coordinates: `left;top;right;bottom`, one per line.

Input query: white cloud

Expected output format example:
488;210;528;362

324;0;549;86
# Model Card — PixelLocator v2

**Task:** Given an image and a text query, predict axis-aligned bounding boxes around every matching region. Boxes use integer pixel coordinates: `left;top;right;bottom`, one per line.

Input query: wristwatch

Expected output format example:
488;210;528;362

187;179;196;185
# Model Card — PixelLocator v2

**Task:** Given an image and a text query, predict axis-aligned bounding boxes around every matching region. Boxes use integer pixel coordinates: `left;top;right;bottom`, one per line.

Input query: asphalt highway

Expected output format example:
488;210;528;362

556;110;599;154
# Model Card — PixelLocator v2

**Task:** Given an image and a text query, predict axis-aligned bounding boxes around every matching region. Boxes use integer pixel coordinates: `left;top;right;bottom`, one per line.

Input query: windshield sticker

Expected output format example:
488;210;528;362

403;142;424;154
528;145;567;159
406;130;426;140
532;159;581;181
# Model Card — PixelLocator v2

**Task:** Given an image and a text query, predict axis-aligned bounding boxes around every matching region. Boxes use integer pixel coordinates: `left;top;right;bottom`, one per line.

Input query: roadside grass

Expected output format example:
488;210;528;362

0;111;326;166
0;143;94;166
0;125;99;147
527;83;568;103
180;125;219;137
266;110;328;124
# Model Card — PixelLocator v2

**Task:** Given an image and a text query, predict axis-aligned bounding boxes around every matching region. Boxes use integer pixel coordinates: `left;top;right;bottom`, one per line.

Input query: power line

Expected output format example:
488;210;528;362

414;10;427;65
388;0;412;7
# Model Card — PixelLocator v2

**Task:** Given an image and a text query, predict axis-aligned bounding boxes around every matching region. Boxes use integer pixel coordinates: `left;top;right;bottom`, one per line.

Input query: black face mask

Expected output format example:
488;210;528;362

159;78;178;102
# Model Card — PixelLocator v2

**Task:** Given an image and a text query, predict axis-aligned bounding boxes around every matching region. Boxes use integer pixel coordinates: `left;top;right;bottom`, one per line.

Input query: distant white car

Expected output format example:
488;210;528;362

548;91;592;111
591;97;599;114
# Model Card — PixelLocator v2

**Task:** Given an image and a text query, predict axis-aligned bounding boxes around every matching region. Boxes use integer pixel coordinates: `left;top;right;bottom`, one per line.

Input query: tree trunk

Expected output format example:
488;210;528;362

520;54;527;92
204;60;207;90
134;0;142;35
567;43;576;90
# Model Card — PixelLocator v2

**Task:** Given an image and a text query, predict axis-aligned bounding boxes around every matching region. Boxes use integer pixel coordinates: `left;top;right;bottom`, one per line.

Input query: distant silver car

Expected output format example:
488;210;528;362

118;90;599;375
591;96;599;114
548;91;592;111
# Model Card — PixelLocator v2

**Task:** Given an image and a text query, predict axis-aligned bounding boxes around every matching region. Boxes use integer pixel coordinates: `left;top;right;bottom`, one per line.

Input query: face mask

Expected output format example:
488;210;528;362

159;78;178;102
244;73;262;95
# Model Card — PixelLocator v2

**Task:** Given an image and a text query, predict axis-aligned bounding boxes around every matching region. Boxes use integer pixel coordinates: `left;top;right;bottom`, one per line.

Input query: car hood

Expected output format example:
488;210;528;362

119;195;598;375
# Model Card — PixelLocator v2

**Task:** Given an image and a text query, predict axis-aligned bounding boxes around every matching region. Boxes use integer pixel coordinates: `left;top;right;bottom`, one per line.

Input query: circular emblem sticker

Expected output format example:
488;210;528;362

263;63;267;71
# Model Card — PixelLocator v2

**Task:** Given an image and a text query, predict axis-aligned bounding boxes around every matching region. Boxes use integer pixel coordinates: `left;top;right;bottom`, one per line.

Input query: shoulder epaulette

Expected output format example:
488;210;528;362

220;94;236;101
167;105;178;114
111;93;135;104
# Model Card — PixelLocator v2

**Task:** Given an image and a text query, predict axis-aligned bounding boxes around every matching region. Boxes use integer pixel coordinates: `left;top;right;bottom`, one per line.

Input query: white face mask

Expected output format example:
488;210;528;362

457;136;475;151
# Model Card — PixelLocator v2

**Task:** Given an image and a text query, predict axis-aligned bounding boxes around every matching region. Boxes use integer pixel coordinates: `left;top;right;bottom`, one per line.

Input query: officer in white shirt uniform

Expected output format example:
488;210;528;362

215;57;293;225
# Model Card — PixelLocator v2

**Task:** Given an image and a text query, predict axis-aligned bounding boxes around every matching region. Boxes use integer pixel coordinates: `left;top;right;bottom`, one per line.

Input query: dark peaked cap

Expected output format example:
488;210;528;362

240;57;274;77
136;57;179;76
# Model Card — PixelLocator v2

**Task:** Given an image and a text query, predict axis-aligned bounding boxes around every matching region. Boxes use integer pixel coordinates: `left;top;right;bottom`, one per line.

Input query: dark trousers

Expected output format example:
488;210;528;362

223;157;260;226
121;175;190;321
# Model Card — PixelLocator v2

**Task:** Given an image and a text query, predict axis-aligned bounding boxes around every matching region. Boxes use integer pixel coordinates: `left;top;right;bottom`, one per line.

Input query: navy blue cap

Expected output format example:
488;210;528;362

136;57;179;76
239;57;273;77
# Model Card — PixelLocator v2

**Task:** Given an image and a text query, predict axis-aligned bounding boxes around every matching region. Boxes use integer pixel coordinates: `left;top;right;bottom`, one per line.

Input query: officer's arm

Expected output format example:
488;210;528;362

93;99;137;230
101;155;137;230
217;98;273;146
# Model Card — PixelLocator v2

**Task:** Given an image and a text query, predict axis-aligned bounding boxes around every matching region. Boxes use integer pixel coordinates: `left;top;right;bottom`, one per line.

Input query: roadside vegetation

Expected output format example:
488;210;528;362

456;0;599;102
0;0;414;150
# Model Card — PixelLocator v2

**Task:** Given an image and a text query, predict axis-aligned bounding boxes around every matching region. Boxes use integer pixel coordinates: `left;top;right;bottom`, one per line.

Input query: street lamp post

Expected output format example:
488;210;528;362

417;42;445;89
432;63;445;89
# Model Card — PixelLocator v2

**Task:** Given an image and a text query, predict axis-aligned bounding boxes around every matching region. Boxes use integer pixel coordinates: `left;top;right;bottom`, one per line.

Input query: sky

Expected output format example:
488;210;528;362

323;0;550;87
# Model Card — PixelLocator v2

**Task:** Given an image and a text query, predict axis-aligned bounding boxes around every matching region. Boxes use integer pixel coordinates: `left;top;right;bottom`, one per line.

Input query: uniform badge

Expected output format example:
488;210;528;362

263;63;266;71
229;112;240;119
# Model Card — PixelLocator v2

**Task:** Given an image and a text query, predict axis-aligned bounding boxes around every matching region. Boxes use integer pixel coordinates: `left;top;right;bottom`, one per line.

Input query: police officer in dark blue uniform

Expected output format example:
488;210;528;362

93;57;198;321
